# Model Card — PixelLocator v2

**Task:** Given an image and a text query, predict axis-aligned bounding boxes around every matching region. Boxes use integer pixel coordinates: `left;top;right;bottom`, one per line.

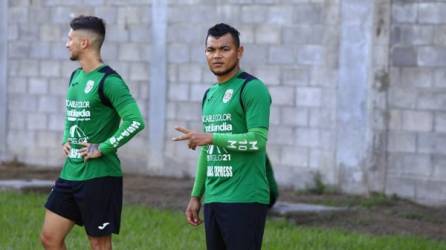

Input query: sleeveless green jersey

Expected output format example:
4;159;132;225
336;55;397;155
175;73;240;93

60;65;145;181
202;71;271;204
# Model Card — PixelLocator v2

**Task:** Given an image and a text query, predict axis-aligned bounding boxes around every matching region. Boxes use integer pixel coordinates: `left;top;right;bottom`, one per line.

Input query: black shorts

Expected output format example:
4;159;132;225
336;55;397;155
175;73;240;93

45;176;123;237
204;202;268;250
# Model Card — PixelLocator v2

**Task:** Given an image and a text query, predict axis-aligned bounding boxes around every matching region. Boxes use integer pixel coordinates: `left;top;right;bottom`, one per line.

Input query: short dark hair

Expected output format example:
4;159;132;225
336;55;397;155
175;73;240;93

70;15;106;48
206;23;240;48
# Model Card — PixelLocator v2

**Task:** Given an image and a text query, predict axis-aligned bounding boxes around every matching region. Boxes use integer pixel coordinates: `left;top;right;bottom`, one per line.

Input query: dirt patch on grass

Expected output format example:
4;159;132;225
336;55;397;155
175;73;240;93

1;163;445;241
280;191;446;240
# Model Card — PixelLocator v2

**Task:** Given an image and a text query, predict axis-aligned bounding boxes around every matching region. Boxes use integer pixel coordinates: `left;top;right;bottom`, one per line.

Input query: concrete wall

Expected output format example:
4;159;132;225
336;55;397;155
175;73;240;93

0;0;8;160
1;0;446;205
384;0;446;205
4;0;150;172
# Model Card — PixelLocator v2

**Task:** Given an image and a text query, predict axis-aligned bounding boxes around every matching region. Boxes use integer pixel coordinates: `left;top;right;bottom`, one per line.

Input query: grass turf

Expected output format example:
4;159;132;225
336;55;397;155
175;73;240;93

1;191;445;250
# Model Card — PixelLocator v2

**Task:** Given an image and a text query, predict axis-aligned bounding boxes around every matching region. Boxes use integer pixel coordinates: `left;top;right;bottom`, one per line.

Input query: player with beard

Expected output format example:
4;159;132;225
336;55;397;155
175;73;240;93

40;15;144;250
173;23;275;250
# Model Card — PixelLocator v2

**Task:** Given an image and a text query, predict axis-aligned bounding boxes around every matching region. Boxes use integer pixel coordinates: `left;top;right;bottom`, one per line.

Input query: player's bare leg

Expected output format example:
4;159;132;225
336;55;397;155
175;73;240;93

88;235;112;250
40;209;75;250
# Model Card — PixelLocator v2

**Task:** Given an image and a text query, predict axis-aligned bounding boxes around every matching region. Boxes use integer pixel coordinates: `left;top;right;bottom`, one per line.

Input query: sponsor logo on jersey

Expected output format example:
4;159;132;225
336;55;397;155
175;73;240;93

66;100;90;108
204;122;232;132
68;125;89;159
84;80;95;93
66;109;91;121
69;125;87;139
202;113;231;123
207;166;233;177
206;145;231;162
207;145;229;155
66;100;91;121
109;121;142;148
222;89;233;103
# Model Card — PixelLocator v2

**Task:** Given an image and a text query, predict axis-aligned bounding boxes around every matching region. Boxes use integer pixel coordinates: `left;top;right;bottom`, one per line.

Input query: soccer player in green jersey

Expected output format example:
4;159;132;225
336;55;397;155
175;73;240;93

40;16;145;250
173;23;272;250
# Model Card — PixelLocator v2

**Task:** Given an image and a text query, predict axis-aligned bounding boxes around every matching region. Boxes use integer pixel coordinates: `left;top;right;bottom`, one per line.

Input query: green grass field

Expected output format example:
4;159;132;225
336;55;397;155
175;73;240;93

1;191;446;250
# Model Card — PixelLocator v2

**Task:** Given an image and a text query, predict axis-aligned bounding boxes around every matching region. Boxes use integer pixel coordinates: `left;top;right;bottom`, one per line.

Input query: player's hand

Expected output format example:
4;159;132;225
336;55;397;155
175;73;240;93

79;142;102;162
172;127;212;150
185;196;202;226
63;141;71;157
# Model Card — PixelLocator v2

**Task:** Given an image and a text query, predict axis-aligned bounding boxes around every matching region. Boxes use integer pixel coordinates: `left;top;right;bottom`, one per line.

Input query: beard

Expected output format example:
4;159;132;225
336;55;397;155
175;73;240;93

70;55;78;61
69;51;79;61
210;60;238;76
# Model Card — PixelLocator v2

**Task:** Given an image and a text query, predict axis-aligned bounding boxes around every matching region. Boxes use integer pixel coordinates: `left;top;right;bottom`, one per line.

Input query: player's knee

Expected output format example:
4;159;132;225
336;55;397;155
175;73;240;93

89;236;111;250
40;230;62;249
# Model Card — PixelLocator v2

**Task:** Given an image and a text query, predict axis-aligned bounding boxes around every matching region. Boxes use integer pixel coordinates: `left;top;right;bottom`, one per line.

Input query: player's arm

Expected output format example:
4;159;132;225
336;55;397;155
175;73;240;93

212;127;267;152
80;76;145;160
191;147;206;197
185;147;206;226
98;76;145;155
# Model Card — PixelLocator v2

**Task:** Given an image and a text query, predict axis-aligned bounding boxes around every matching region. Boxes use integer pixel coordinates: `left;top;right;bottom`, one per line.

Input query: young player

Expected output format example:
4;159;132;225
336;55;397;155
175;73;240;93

40;15;145;250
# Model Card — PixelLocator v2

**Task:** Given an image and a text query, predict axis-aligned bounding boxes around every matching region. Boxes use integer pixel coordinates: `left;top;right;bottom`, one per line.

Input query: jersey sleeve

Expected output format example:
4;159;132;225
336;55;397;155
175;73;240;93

98;76;145;154
212;127;268;152
191;147;207;197
242;80;271;129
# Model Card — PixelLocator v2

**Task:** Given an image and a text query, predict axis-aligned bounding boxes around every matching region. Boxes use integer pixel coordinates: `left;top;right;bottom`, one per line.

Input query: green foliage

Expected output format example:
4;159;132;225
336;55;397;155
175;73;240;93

1;191;446;250
359;192;399;208
305;172;337;195
2;156;25;167
306;172;327;195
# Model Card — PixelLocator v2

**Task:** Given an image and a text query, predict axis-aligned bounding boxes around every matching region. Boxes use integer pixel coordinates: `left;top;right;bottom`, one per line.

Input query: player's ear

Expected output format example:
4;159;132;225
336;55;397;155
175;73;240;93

237;46;244;60
80;37;89;49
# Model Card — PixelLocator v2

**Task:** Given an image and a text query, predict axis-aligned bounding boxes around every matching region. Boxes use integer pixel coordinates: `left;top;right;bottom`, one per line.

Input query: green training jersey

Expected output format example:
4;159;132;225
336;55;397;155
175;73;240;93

202;71;271;204
60;65;145;181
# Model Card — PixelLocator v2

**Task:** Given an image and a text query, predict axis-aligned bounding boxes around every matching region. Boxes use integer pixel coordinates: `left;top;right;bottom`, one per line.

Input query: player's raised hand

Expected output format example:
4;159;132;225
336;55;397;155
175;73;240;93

172;127;193;141
172;127;212;150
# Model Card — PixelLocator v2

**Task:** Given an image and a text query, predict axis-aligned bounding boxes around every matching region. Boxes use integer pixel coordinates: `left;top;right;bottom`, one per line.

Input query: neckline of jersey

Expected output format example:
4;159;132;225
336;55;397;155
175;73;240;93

80;64;106;76
216;70;243;87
